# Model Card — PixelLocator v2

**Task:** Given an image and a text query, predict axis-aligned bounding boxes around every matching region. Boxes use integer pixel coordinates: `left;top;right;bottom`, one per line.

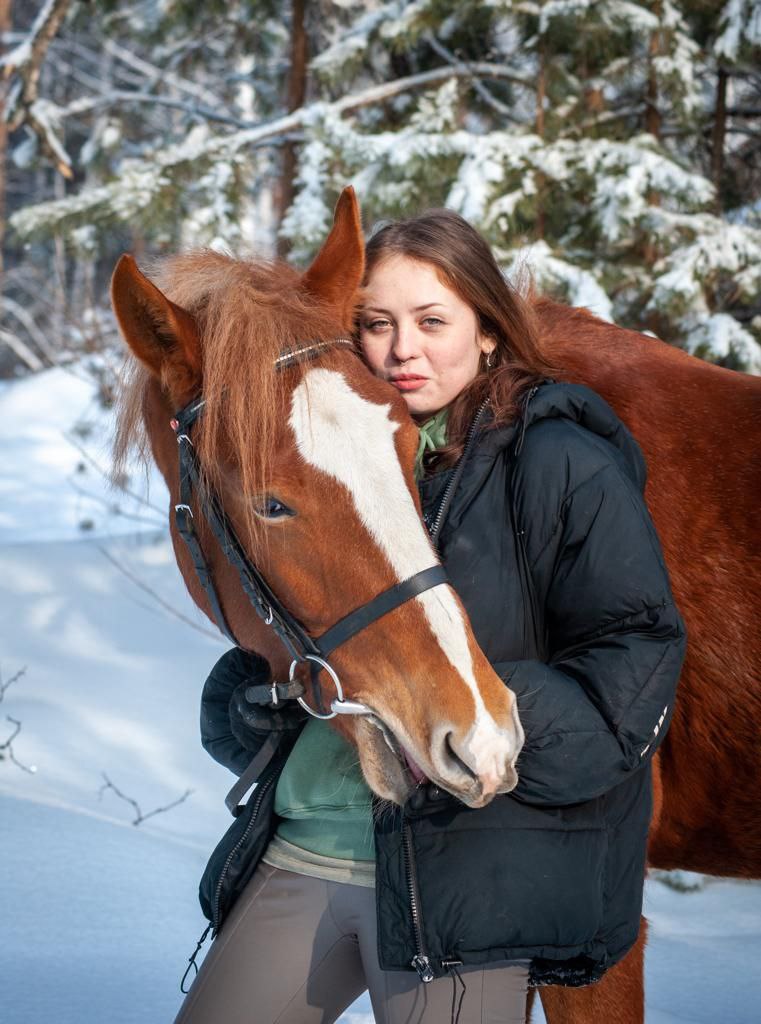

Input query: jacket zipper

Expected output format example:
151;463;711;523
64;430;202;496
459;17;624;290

513;384;539;457
428;398;490;545
402;820;435;982
511;383;546;659
211;764;280;935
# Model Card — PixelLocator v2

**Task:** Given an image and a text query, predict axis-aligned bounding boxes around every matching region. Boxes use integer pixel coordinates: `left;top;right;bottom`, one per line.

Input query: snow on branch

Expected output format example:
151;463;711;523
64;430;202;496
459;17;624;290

1;0;76;178
0;329;44;372
715;0;761;62
10;62;535;239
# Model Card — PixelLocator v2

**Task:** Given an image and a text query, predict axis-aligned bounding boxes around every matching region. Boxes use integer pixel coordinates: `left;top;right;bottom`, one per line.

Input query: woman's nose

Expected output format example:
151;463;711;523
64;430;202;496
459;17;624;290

391;324;419;363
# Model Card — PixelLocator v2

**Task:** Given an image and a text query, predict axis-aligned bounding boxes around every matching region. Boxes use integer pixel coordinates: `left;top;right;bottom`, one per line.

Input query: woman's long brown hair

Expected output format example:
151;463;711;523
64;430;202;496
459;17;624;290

361;209;557;468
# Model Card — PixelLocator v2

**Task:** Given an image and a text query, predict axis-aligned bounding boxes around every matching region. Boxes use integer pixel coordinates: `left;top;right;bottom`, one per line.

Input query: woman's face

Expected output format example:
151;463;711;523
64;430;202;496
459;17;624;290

359;255;496;420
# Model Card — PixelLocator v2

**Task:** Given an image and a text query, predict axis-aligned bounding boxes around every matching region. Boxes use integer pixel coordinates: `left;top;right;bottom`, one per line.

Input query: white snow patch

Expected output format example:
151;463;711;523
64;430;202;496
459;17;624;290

0;365;167;544
2;368;760;1024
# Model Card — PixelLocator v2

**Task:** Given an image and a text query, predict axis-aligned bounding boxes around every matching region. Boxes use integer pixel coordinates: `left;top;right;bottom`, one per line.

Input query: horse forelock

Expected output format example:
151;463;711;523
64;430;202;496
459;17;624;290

114;250;359;542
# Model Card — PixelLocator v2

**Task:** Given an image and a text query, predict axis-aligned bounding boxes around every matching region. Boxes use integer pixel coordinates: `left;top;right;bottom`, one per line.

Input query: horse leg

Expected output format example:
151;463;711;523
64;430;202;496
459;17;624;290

538;916;648;1024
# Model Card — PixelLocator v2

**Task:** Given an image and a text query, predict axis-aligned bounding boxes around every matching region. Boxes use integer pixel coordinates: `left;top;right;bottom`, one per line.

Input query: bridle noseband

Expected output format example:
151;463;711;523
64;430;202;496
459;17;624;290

171;337;448;725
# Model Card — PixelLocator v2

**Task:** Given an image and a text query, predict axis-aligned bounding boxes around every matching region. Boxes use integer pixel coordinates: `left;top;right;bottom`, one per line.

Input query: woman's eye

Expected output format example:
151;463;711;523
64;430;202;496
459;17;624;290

364;319;391;331
253;497;294;520
421;317;444;327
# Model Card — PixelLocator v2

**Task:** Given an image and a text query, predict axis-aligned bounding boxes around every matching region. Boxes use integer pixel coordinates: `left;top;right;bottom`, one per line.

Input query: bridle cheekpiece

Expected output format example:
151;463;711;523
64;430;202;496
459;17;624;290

170;337;448;799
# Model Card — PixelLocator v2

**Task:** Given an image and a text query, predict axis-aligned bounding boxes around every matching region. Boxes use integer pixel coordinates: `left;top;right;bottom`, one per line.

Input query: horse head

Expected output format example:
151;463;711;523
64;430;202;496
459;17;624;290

110;186;523;808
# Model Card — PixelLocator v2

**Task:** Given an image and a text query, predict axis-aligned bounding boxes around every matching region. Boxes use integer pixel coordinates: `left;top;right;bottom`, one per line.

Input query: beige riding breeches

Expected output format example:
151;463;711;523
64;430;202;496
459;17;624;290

173;861;530;1024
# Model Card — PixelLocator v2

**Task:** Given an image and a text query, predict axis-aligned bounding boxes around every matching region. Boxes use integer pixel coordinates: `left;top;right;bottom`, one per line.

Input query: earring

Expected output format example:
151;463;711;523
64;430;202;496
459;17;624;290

486;350;494;369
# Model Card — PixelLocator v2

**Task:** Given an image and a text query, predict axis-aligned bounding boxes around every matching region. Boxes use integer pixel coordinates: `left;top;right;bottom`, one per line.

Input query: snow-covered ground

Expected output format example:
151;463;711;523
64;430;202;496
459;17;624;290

2;366;759;1023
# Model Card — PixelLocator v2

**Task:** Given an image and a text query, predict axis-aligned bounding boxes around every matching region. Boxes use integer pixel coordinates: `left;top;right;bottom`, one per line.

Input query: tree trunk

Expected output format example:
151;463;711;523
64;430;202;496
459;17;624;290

275;0;308;258
643;8;662;267
711;66;728;212
0;0;11;282
645;17;661;140
535;37;546;240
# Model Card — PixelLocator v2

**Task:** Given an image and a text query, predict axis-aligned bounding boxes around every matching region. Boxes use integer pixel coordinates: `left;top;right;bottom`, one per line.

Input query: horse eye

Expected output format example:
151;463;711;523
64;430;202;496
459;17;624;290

253;497;294;520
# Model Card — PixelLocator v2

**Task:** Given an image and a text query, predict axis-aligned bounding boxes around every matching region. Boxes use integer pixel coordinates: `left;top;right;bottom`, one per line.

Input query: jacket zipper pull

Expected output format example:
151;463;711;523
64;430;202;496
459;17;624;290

180;922;212;994
411;953;435;983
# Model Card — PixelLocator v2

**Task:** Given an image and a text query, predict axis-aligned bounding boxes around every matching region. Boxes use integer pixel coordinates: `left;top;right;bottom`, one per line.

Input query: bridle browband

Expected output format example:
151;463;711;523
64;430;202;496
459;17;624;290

171;336;448;729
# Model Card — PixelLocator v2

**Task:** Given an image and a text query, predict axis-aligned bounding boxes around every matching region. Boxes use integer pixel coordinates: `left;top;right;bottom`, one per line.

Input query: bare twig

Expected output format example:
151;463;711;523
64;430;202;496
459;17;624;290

0;716;37;773
1;294;58;363
101;37;226;110
0;666;27;701
99;771;192;826
63;428;166;516
95;544;225;643
0;328;43;370
67;474;165;528
56;90;251;129
424;34;522;123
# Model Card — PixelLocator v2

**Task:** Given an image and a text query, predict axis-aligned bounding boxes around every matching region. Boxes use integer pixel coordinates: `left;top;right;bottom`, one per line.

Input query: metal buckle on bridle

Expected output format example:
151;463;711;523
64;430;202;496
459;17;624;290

290;654;369;719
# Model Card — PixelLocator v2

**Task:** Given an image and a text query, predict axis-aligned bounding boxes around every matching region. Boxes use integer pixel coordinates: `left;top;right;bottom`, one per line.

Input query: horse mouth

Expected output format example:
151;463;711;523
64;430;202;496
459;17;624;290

350;714;425;804
353;712;507;808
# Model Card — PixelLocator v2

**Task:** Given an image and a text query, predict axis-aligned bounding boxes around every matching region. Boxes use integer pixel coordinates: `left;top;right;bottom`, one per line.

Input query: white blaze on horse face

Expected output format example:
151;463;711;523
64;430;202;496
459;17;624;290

289;368;496;738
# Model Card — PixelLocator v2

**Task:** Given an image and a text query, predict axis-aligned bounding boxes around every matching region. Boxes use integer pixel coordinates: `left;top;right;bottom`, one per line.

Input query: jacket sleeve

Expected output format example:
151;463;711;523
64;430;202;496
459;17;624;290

499;432;687;806
199;647;271;777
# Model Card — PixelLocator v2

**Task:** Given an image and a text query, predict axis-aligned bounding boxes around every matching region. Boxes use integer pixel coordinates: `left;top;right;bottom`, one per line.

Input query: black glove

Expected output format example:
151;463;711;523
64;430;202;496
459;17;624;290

216;648;307;752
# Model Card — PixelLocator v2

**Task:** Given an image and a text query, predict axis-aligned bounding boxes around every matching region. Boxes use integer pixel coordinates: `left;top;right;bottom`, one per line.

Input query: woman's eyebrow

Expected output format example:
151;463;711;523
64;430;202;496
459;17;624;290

362;302;447;313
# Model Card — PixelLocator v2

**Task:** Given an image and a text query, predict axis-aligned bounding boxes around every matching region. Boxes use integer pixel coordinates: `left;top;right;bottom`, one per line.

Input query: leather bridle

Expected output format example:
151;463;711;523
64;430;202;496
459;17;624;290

170;337;448;726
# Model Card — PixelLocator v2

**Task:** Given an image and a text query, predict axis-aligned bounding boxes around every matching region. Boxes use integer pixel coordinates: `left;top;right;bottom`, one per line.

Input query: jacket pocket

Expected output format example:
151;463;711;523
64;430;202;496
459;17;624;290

400;796;609;959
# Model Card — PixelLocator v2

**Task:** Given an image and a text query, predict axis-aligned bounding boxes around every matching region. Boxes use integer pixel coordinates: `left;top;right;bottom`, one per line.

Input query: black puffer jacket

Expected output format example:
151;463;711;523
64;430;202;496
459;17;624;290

197;380;687;988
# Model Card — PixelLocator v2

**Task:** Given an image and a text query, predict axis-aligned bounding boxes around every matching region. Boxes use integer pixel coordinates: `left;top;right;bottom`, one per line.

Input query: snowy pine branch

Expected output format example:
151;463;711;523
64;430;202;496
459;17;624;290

10;62;540;240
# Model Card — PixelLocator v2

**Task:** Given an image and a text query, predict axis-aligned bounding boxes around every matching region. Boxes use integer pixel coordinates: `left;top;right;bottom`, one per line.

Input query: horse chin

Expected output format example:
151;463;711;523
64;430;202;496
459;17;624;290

352;715;416;806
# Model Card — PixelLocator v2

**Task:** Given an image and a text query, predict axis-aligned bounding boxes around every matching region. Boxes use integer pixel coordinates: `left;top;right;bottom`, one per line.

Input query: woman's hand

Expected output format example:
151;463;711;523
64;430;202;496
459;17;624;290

200;647;306;775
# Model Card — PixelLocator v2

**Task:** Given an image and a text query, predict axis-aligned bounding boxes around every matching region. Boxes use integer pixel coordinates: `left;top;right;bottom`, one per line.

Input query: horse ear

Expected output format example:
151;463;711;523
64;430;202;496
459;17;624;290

110;254;201;393
301;185;365;328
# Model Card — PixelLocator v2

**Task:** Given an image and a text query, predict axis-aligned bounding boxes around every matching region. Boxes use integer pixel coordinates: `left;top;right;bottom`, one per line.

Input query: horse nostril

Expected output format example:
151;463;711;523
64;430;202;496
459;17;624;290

443;731;478;781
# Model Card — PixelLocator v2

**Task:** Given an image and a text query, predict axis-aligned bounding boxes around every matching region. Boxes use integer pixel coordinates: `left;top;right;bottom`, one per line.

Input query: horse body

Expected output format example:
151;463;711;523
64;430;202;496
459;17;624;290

527;301;761;1022
537;299;761;880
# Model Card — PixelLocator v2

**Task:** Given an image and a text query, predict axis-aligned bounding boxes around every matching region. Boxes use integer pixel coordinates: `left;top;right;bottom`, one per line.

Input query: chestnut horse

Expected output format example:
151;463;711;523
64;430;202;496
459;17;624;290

532;302;761;1023
110;189;524;813
112;187;761;1024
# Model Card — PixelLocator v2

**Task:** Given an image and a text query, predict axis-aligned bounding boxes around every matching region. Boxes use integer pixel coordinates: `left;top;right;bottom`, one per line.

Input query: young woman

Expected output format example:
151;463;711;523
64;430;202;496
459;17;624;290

175;210;686;1024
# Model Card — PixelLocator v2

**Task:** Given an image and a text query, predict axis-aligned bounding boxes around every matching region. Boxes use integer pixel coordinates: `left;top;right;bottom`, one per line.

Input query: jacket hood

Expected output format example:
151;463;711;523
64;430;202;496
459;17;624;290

482;380;647;492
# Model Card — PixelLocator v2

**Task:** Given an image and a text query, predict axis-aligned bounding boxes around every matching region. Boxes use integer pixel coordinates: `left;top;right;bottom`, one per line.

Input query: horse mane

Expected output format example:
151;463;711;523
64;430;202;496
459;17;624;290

114;250;354;539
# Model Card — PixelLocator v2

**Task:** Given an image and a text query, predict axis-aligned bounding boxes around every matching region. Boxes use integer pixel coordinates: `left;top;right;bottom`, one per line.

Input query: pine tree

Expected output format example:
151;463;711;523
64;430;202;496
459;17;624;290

5;0;761;371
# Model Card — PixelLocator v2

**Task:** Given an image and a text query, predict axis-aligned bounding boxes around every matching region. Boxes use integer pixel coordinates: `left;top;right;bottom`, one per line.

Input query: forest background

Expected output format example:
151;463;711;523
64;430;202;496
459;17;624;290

1;0;760;386
1;5;760;1022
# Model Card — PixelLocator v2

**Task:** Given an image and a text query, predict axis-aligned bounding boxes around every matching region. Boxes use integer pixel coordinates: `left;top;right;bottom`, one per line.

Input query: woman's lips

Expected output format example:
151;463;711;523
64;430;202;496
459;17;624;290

390;375;427;392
